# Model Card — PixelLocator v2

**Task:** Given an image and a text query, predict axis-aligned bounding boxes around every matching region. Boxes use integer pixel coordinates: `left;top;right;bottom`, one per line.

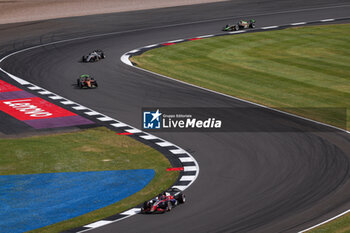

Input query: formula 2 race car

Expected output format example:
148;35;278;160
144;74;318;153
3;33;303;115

141;188;185;214
77;74;98;89
223;19;255;31
82;50;105;62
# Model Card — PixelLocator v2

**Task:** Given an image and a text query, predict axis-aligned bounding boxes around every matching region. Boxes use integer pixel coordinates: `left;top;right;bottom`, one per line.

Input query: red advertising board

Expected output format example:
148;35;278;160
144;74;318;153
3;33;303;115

0;97;76;121
0;80;22;92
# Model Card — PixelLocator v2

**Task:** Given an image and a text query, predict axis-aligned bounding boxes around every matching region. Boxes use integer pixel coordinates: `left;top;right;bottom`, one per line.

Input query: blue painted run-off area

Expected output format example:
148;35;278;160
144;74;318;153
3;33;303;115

0;169;155;233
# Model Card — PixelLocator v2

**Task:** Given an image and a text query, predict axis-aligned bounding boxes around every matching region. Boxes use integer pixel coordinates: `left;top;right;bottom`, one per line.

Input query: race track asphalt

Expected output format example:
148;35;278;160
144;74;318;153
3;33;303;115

1;0;350;232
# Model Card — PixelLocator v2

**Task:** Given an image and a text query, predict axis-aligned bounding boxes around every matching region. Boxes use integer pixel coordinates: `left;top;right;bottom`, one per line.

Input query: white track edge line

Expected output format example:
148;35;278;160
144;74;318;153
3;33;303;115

261;25;279;29
0;41;199;233
120;19;350;233
298;209;350;232
0;69;199;232
77;214;134;233
84;220;112;228
120;20;349;135
125;61;349;135
291;22;307;25
320;18;335;22
0;15;346;233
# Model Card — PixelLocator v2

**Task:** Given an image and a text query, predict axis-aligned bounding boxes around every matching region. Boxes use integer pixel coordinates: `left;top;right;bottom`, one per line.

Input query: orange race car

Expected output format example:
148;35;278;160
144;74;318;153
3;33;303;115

77;74;98;89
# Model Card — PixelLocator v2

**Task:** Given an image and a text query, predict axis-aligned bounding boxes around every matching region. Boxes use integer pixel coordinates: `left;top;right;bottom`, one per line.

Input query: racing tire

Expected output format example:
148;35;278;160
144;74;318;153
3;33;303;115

250;23;255;28
178;194;186;204
77;79;80;86
141;202;148;214
234;25;239;31
101;53;105;59
143;201;148;209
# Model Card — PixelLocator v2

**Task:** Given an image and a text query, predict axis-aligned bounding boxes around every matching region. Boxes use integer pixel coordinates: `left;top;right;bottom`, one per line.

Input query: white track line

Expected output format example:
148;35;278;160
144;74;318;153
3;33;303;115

298;209;350;232
28;86;41;90
291;22;307;25
144;44;158;48
229;30;246;34
125;128;142;134
121;30;349;135
320;18;335;22
120;54;132;66
0;68;199;233
110;122;129;128
97;116;114;121
0;13;346;233
180;176;196;181
84;111;100;116
72;106;88;110
0;36;199;233
49;95;64;100
156;141;174;147
184;166;197;172
120;208;141;215
172;185;186;191
198;34;214;38
120;18;350;233
168;39;184;43
261;25;279;29
60;100;76;105
84;220;111;228
179;157;194;162
170;149;187;154
38;90;52;95
140;134;159;140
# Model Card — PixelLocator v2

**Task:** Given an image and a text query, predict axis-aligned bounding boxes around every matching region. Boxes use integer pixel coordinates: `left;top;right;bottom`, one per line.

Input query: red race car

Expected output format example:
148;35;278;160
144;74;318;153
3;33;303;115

141;188;185;214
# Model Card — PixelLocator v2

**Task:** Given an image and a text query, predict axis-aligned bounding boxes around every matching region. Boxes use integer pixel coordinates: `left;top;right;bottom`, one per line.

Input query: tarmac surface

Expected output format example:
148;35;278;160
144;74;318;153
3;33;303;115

1;0;350;232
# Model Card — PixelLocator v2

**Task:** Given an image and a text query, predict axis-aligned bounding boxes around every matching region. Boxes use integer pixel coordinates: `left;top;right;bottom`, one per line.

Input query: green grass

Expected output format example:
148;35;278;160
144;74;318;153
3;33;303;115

0;127;178;233
132;24;350;130
307;214;350;233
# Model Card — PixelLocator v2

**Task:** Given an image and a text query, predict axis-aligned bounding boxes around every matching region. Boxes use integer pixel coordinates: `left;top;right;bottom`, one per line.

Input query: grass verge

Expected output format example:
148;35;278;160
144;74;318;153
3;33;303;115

307;213;350;233
131;24;350;231
0;127;178;233
131;24;350;130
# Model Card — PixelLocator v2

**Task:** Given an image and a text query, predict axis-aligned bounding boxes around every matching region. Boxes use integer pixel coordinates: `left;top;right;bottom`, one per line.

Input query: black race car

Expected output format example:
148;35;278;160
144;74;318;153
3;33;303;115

141;188;185;214
82;50;105;62
223;19;255;31
77;74;98;89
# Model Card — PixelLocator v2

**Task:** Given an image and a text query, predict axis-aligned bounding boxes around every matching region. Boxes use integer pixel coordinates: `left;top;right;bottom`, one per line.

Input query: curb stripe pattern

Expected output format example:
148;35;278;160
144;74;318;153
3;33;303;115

0;76;200;232
0;16;348;233
119;17;350;233
0;68;199;232
121;17;350;136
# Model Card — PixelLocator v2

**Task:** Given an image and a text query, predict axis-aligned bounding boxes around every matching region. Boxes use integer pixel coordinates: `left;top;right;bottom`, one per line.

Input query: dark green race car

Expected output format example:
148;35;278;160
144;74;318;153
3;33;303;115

223;19;256;31
77;74;98;89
